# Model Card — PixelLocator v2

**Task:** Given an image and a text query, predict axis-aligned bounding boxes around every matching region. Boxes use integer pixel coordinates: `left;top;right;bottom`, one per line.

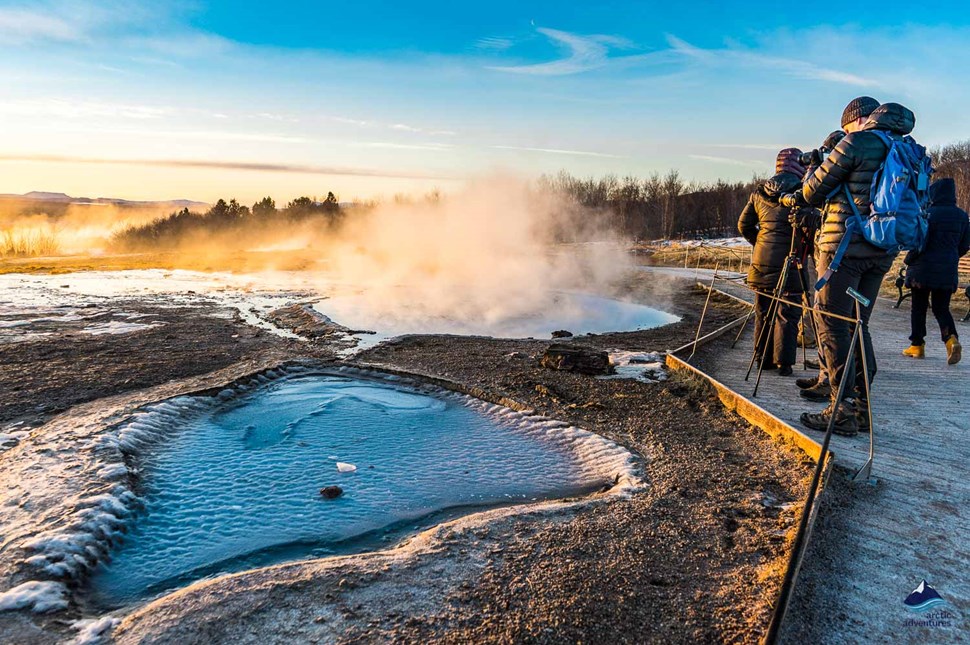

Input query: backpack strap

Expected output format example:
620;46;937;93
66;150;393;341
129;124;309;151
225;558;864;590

814;185;863;290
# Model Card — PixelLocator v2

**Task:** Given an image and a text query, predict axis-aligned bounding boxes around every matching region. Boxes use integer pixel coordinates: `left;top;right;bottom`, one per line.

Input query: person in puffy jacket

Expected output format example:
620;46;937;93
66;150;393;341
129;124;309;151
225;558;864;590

797;99;916;436
738;148;808;376
902;178;970;364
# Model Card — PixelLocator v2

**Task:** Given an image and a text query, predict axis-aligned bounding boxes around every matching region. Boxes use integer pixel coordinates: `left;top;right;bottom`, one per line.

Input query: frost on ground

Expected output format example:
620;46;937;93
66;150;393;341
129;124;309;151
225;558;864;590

0;361;639;642
72;616;120;644
600;351;668;383
0;581;68;613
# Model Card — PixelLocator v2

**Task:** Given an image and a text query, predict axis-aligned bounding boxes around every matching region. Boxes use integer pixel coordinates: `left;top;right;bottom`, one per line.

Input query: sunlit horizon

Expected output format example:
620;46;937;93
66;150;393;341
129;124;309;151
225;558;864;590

2;0;969;202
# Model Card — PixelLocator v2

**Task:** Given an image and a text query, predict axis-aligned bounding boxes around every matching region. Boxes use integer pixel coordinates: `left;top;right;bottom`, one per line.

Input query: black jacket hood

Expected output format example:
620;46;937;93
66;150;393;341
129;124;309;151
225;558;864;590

864;102;916;135
762;172;801;198
930;177;957;207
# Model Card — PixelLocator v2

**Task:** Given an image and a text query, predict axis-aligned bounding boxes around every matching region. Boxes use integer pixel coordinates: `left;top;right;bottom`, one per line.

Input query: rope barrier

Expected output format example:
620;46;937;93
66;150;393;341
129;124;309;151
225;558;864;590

684;267;880;644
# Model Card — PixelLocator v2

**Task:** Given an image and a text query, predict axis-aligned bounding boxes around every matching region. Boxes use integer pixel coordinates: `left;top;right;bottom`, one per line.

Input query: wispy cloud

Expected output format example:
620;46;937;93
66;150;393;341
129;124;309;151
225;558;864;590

488;28;618;76
0;154;459;180
688;154;767;168
357;142;454;151
0;9;80;44
476;36;514;51
666;34;879;88
708;143;787;151
492;145;623;158
0;98;175;120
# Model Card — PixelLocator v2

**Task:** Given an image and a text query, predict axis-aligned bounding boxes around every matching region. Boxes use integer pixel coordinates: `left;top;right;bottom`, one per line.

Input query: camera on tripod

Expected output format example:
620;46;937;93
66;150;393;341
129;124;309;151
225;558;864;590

798;148;827;168
798;130;847;169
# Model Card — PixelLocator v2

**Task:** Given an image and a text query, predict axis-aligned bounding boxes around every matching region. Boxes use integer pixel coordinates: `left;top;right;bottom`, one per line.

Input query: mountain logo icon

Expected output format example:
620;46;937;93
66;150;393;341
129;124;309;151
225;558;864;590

903;580;946;612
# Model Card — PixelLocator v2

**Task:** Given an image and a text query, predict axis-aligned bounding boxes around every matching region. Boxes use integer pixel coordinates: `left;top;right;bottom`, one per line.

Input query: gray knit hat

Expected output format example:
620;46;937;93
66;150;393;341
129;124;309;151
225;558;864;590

841;97;880;127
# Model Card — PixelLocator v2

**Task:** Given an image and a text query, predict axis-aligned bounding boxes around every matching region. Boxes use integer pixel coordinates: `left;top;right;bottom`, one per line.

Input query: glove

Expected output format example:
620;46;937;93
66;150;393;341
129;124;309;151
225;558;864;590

779;193;800;208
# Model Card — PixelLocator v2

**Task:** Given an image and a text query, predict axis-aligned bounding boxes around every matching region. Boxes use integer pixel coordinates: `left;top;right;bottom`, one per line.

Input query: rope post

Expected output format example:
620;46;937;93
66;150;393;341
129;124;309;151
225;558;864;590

688;262;719;363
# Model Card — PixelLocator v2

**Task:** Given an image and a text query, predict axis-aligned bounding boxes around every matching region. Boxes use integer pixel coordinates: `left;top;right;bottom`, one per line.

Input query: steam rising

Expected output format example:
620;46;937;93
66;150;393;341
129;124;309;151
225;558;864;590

316;175;633;331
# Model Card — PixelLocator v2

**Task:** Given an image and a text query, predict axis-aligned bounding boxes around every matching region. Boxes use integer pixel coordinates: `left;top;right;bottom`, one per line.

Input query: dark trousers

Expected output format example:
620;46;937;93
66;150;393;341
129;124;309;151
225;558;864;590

816;252;895;401
910;287;958;344
754;290;799;367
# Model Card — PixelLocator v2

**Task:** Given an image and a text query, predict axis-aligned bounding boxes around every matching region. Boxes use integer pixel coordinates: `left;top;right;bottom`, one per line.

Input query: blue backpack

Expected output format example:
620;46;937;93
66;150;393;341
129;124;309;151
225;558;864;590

815;130;932;290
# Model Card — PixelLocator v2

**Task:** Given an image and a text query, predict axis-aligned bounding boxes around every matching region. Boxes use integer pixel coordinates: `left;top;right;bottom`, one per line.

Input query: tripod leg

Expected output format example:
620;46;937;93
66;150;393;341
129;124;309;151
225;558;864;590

752;262;791;396
745;291;777;383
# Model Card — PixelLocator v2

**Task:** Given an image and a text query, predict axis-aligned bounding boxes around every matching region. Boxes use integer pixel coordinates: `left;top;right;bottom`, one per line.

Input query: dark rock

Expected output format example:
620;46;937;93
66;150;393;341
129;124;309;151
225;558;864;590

540;344;613;375
551;330;573;338
319;485;344;499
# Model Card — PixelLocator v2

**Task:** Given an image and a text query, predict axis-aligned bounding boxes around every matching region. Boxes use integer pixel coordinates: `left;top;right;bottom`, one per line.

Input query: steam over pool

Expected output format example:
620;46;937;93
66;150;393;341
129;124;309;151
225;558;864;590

315;290;679;344
88;373;629;607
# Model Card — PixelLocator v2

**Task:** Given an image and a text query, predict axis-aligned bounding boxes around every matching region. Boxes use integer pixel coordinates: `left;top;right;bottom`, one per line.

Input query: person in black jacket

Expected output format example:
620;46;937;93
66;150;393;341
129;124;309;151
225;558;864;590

902;178;970;364
738;149;808;376
797;100;917;436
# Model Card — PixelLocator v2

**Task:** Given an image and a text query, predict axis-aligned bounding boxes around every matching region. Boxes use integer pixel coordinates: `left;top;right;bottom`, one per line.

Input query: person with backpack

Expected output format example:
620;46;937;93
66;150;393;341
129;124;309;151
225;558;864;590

794;128;850;403
794;101;930;436
738;149;809;376
901;178;970;365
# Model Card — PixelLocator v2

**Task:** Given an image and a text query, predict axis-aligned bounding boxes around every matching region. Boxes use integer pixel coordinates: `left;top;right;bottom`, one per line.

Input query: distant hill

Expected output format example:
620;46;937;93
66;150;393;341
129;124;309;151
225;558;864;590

0;191;208;210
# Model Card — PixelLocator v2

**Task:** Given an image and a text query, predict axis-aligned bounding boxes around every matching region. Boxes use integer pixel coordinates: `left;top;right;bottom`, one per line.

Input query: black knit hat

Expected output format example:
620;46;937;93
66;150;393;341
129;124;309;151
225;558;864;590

841;96;880;127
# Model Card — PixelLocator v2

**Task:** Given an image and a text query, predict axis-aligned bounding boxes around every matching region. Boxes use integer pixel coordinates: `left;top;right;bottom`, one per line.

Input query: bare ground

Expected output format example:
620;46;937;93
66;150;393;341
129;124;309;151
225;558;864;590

0;276;812;644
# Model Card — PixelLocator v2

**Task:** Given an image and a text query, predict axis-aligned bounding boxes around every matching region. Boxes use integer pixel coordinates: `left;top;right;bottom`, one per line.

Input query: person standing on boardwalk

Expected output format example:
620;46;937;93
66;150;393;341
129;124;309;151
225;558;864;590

797;100;920;436
738;148;808;376
901;178;970;364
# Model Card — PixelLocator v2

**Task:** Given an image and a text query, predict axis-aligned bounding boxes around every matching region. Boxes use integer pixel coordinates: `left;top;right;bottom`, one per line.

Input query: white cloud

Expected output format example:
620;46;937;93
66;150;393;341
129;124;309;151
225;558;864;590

0;98;175;120
689;154;767;168
356;142;454;151
476;36;514;51
666;34;879;88
492;145;623;158
488;28;614;76
0;9;80;44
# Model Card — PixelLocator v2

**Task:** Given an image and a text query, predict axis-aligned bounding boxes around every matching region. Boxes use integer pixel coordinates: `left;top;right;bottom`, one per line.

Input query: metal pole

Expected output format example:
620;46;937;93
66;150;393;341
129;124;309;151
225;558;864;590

848;293;877;484
730;308;754;349
763;322;861;644
688;262;719;363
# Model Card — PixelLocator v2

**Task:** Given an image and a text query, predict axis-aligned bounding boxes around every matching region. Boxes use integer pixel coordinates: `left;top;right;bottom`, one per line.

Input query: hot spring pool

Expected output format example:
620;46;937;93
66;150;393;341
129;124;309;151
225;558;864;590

88;372;629;607
313;291;679;344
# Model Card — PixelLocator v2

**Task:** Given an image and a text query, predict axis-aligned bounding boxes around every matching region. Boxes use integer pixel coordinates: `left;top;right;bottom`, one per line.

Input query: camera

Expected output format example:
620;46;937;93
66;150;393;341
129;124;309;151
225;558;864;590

799;130;847;168
798;147;828;168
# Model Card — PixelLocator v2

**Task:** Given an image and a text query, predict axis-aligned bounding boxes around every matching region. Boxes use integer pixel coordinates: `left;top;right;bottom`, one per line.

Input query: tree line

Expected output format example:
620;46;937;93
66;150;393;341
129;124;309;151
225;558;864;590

111;192;342;250
112;140;970;251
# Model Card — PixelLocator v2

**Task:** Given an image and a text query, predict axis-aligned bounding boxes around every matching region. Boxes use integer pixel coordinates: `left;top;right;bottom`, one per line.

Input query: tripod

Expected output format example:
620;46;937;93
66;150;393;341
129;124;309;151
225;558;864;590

741;223;819;398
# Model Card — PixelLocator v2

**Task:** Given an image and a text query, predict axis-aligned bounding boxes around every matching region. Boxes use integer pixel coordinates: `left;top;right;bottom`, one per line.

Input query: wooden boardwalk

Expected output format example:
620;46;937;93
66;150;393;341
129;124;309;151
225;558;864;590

650;267;969;644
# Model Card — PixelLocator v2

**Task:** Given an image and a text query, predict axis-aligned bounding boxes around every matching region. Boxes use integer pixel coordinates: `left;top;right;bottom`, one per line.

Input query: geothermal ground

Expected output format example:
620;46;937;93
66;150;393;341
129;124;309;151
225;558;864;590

0;268;811;644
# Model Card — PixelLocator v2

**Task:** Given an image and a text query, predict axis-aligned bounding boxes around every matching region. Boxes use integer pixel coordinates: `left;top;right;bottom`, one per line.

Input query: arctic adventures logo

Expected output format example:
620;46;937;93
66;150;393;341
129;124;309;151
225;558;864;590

902;580;953;629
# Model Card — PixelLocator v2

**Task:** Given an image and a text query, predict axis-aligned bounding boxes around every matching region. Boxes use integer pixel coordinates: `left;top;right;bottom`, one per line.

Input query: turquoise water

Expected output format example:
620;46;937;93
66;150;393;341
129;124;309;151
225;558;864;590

88;375;610;607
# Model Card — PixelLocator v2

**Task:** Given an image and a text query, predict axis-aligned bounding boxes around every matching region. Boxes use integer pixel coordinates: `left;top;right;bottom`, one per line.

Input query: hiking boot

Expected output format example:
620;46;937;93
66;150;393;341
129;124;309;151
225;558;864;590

804;358;820;371
799;380;832;402
902;343;925;358
800;400;858;436
796;376;819;390
778;365;793;377
946;335;962;365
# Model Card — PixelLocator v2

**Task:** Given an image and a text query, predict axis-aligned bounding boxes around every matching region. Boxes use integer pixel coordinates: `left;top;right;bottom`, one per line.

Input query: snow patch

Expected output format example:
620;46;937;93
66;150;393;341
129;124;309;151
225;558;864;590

0;580;69;613
599;351;668;383
72;616;120;644
80;320;162;336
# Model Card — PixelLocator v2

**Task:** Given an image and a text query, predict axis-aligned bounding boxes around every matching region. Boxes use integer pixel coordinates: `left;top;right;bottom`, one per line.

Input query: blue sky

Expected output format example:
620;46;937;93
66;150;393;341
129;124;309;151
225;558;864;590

1;0;968;202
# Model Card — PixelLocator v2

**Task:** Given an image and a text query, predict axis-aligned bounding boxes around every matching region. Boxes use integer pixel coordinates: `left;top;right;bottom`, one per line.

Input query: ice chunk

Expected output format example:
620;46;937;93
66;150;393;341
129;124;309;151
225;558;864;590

336;462;357;473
